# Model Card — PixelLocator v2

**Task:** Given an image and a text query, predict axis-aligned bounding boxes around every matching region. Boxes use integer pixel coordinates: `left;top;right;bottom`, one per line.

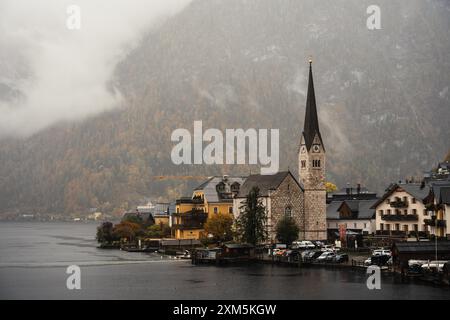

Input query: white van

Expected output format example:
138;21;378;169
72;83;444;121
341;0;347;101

292;241;315;250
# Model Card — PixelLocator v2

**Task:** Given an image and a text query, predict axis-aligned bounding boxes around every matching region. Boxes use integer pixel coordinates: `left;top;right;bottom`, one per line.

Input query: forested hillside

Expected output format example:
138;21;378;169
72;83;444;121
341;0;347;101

0;0;449;216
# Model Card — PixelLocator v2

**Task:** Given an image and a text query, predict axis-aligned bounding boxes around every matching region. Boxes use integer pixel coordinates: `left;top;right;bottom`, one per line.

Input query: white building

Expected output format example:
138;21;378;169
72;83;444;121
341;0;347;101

327;199;378;236
372;183;430;237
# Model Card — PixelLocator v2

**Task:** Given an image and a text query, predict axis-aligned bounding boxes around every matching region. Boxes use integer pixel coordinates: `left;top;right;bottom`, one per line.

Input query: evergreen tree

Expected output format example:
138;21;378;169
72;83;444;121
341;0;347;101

236;187;267;246
275;216;299;245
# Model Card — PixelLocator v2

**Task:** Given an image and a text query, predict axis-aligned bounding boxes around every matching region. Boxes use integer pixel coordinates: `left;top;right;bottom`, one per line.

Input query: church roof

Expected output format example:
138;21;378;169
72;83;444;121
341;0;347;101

236;171;303;198
302;61;323;151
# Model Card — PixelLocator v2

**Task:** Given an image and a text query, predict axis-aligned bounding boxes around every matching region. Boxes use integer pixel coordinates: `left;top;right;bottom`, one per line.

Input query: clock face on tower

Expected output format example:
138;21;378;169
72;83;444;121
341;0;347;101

312;144;320;153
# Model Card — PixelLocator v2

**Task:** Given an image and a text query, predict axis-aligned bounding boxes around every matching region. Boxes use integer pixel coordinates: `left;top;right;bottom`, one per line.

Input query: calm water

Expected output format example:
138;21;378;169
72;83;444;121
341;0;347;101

0;222;449;300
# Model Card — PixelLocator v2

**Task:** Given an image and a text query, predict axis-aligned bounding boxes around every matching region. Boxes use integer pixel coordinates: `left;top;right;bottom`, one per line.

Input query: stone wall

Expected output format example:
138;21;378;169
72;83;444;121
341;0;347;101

269;173;304;241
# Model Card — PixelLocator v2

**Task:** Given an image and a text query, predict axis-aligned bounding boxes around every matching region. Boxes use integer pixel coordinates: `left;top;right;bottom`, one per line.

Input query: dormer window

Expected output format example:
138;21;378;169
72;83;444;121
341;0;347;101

231;182;240;192
216;182;225;193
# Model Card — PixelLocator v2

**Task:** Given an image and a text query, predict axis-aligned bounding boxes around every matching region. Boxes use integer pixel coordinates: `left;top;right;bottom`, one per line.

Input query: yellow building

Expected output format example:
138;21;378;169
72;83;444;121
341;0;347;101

173;175;246;239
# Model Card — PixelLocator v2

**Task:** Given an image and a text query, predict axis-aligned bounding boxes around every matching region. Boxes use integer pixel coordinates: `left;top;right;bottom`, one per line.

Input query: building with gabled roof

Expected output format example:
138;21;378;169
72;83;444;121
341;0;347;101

233;171;304;242
173;175;246;239
424;181;450;239
326;184;378;246
372;182;431;238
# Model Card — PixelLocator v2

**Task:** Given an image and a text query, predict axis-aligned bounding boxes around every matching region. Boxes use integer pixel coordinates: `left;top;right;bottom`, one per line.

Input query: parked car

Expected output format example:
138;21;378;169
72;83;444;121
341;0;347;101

292;241;315;250
271;249;283;256
372;249;391;257
301;250;313;259
284;249;301;261
317;251;335;262
321;245;339;253
312;241;325;248
333;253;349;263
302;250;322;261
370;254;391;266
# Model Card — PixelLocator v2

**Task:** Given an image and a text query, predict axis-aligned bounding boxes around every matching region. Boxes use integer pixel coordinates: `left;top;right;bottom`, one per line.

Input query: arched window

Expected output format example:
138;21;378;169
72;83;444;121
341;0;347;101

285;206;292;218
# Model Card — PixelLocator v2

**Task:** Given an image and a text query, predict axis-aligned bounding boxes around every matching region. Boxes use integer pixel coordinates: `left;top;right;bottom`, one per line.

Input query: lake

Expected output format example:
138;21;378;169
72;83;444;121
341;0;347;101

0;222;448;300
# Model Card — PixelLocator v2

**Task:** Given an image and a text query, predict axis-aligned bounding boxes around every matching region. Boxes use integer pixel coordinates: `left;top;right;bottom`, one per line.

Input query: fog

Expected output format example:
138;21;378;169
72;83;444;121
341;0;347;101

0;0;191;137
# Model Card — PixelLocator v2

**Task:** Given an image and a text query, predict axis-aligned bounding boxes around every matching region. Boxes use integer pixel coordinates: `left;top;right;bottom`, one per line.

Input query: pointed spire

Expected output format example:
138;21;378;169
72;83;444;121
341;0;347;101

302;59;322;150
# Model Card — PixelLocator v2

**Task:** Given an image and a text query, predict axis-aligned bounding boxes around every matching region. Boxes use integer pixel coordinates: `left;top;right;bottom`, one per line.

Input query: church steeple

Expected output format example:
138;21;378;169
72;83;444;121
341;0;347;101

298;59;327;241
302;60;323;151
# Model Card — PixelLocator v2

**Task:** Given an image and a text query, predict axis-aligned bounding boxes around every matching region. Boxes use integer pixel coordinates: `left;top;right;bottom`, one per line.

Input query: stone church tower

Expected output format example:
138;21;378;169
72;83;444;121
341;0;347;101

298;60;327;240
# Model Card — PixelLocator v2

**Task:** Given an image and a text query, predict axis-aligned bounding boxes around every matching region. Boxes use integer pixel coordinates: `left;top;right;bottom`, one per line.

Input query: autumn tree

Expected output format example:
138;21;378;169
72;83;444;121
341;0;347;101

204;213;234;243
275;217;299;245
112;221;143;242
325;181;338;193
236;187;267;246
146;223;171;238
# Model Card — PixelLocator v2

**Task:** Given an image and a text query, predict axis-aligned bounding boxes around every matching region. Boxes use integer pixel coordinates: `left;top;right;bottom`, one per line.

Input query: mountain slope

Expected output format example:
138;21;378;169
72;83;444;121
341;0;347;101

0;0;450;216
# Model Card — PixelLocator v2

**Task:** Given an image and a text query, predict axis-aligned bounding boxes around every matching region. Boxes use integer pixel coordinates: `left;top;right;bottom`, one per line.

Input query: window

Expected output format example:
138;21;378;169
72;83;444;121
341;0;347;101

387;209;391;215
312;159;321;168
285;206;292;218
231;182;240;192
364;223;367;229
216;182;225;193
354;223;357;229
403;209;407;215
301;160;306;168
412;198;416;204
412;209;417;215
176;208;180;213
228;207;233;214
395;224;400;231
386;224;390;231
386;198;390;204
380;223;384;231
379;210;383;216
414;224;418;232
403;225;408;232
214;207;218;214
423;209;428;216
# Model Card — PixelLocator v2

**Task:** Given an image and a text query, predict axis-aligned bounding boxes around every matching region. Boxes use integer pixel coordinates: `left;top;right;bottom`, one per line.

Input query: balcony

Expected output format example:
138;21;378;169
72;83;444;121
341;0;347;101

424;218;447;228
172;211;208;230
381;214;418;221
389;199;408;208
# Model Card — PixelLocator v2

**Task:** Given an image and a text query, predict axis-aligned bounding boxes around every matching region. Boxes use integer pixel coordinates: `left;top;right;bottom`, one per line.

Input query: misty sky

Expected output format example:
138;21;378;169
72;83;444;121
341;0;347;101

0;0;191;137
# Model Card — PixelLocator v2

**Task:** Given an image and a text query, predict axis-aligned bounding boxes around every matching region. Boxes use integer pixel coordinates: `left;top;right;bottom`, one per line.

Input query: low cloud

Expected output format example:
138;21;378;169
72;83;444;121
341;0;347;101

0;0;191;137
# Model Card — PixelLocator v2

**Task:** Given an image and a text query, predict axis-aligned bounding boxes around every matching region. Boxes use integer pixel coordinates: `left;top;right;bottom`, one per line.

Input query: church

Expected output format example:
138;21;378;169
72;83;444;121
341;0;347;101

233;60;327;241
174;60;327;241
